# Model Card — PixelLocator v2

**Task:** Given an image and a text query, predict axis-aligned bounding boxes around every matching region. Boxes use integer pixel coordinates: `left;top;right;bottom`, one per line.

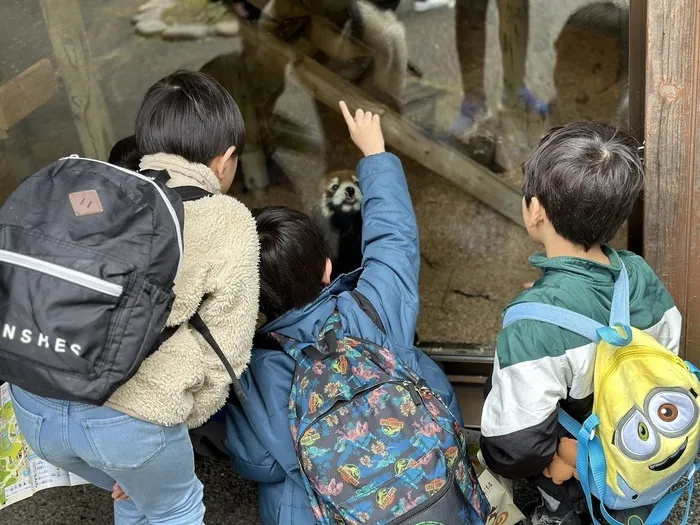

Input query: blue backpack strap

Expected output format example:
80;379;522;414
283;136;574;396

503;303;605;341
557;411;608;525
608;259;630;326
558;410;583;437
599;259;634;346
502;260;633;347
571;414;612;525
642;462;697;525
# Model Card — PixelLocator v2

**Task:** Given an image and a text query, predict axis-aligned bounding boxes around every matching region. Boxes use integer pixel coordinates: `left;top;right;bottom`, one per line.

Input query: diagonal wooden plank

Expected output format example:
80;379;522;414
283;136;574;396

0;59;58;136
238;20;524;226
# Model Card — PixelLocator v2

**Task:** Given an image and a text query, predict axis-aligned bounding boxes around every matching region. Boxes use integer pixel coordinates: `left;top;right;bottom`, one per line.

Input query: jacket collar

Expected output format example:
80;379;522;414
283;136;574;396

258;269;363;342
140;153;221;195
528;245;623;282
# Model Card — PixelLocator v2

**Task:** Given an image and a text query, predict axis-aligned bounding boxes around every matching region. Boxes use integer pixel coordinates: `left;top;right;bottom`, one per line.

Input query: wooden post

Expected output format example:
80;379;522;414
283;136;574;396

644;0;700;361
39;0;114;160
238;20;524;226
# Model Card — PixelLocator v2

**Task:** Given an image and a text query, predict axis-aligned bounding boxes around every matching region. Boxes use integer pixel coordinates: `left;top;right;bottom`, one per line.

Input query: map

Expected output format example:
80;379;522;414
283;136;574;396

0;383;87;510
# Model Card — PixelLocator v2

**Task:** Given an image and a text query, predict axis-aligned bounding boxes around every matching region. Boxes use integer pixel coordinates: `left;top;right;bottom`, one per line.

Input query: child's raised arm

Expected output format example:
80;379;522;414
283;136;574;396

339;101;419;348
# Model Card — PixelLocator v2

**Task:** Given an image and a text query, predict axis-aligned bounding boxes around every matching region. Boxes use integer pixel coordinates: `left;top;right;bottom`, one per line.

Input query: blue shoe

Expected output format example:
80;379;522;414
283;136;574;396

518;85;549;119
449;97;486;135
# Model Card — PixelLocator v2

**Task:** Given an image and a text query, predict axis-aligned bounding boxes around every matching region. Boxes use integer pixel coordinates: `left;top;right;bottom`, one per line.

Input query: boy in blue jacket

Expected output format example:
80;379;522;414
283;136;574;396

226;102;463;524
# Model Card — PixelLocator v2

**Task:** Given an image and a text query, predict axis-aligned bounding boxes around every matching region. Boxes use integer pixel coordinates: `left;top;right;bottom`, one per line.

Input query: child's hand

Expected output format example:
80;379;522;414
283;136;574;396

339;101;385;157
112;482;129;501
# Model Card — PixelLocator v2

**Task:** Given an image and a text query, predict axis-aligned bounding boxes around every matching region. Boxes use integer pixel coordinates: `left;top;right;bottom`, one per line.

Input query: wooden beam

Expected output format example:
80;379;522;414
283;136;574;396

238;20;524;226
644;0;700;361
0;59;58;137
39;0;114;160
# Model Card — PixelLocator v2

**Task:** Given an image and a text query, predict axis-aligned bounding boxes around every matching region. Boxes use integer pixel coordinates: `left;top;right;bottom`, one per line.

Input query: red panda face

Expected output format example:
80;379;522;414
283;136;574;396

320;170;362;217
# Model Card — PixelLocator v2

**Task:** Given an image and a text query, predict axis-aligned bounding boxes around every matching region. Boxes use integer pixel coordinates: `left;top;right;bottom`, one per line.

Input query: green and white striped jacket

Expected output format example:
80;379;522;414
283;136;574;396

480;247;681;479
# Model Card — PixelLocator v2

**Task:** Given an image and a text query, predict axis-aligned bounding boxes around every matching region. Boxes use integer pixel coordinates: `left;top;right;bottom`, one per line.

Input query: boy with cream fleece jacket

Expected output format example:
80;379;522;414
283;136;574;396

10;70;259;525
107;152;259;428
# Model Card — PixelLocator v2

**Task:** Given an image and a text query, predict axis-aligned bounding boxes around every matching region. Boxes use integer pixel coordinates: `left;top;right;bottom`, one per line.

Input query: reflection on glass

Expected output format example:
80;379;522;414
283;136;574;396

0;0;631;349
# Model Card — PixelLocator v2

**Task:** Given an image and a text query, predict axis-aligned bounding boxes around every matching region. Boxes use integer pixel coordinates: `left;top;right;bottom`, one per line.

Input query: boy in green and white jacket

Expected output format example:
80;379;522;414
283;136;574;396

479;122;681;525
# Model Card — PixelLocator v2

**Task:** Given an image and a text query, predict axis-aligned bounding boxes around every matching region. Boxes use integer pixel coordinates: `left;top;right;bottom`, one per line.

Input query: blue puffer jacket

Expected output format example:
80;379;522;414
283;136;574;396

225;153;462;525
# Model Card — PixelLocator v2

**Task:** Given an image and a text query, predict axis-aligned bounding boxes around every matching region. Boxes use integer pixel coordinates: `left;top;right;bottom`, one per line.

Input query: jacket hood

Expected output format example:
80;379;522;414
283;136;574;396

140;153;222;195
259;269;363;342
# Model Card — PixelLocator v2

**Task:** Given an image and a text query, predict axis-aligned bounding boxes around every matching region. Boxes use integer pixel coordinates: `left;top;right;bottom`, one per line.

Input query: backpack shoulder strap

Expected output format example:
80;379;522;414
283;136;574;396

350;290;386;333
608;257;631;327
503;259;633;347
140;168;170;185
139;170;212;202
172;185;213;202
139;169;212;202
188;313;247;403
503;302;604;342
150;313;250;403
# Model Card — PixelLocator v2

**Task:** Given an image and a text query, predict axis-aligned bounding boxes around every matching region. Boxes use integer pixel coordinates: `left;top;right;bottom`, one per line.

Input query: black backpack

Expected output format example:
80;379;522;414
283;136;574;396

0;155;244;405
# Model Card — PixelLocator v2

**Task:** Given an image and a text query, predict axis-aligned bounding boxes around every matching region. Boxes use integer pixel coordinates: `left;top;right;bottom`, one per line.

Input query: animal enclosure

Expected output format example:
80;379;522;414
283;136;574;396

0;0;634;364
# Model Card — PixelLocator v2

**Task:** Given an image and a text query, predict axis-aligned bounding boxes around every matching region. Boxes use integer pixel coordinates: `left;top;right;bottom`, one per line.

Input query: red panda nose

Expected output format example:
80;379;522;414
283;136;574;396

345;186;355;197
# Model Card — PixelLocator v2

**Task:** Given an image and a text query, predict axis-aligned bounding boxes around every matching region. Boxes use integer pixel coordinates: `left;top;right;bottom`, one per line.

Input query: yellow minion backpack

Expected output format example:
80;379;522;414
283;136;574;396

503;261;700;525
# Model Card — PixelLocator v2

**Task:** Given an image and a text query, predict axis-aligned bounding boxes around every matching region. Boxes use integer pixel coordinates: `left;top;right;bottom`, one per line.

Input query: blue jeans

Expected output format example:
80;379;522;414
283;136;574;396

10;386;205;524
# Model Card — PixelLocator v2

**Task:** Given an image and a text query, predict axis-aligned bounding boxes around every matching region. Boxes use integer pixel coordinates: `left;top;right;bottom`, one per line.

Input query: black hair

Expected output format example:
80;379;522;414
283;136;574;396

522;121;643;251
135;70;245;166
108;135;141;171
253;206;329;320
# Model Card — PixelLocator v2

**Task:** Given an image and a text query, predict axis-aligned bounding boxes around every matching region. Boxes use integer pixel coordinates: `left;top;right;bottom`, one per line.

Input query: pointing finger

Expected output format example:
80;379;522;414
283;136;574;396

339;101;355;129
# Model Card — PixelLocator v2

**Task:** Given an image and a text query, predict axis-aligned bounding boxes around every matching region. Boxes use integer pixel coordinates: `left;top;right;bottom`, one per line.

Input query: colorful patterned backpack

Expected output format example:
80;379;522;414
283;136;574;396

263;311;491;524
503;261;700;525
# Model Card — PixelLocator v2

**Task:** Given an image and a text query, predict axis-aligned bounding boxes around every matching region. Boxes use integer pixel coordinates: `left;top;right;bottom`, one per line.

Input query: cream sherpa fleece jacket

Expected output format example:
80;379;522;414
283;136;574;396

106;153;259;428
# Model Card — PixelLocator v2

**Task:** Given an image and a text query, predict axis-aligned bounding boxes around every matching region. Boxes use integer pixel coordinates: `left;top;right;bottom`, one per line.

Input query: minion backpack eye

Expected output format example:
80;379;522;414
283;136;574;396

616;408;659;461
646;387;698;438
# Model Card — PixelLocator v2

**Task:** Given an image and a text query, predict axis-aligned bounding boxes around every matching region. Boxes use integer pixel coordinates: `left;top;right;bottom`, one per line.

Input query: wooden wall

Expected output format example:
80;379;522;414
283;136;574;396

644;0;700;362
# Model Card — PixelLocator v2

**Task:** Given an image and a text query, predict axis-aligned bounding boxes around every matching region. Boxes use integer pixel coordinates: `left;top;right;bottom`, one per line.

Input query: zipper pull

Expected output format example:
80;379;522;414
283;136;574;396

404;381;422;405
